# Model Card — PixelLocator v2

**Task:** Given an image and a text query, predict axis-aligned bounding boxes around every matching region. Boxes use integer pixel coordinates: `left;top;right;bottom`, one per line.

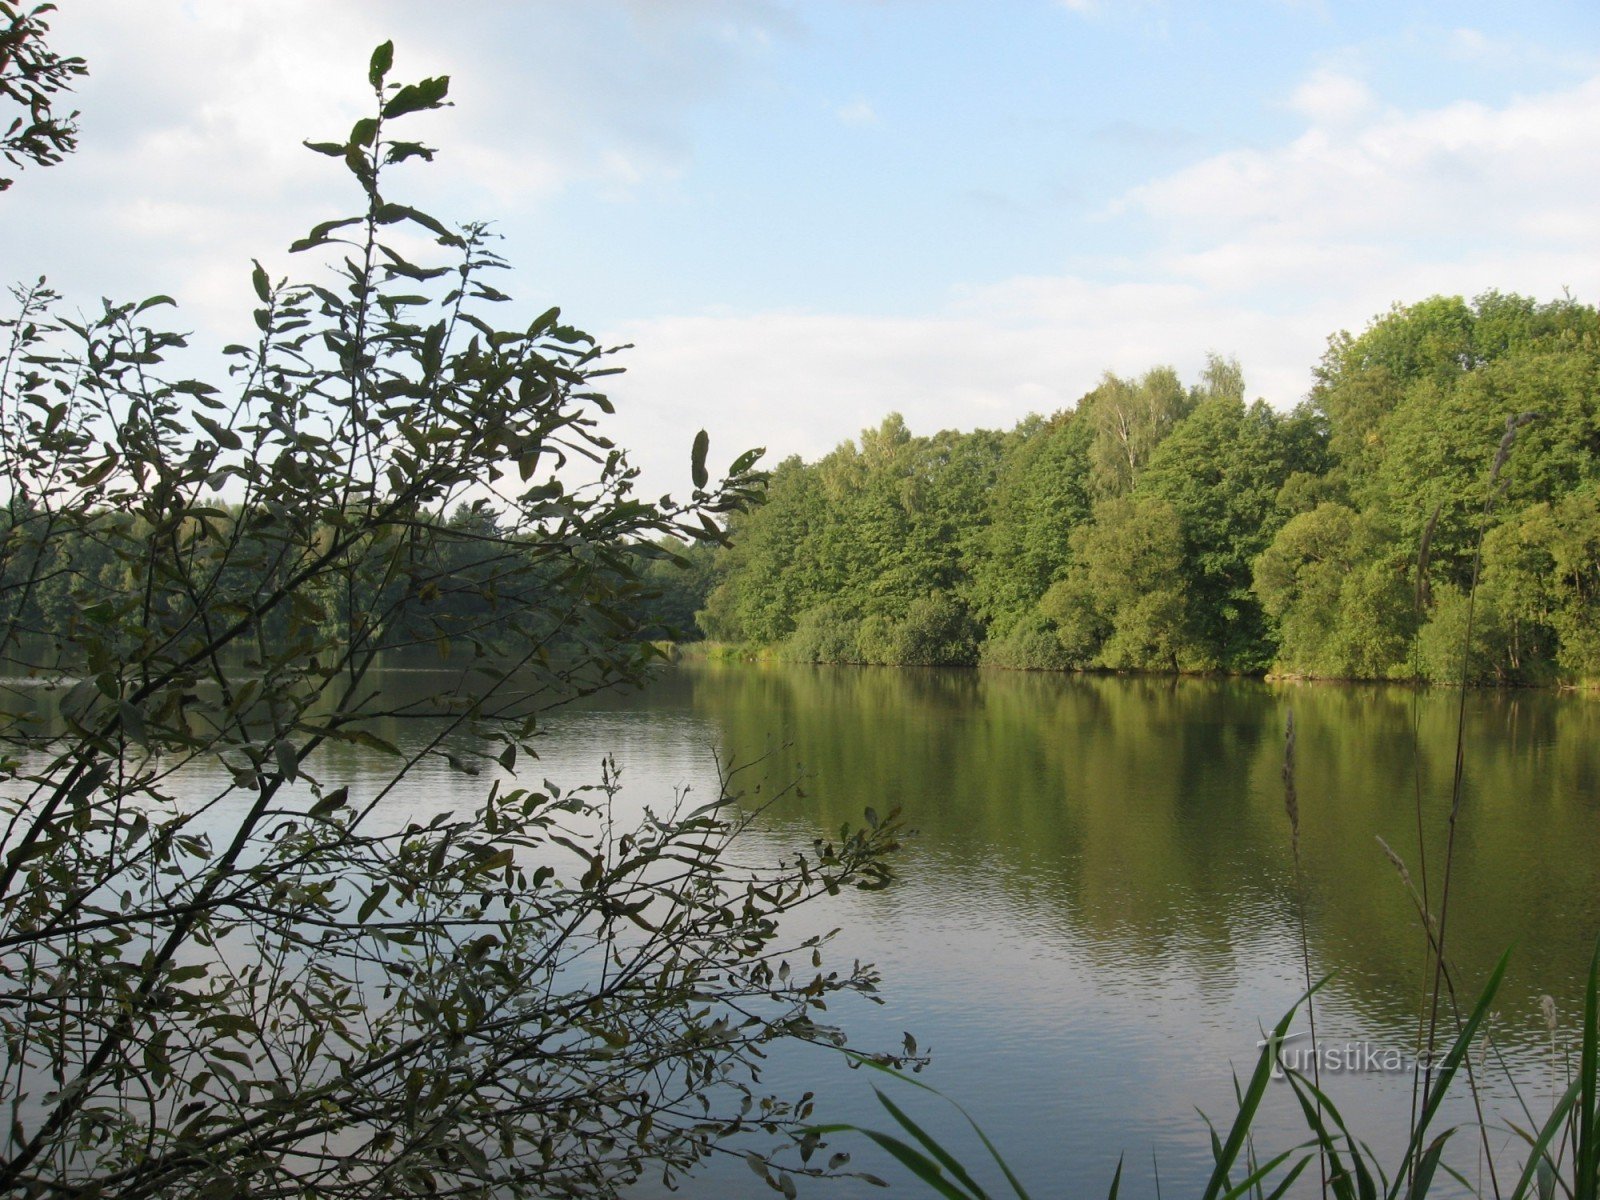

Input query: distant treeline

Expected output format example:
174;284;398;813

0;499;661;668
659;292;1600;683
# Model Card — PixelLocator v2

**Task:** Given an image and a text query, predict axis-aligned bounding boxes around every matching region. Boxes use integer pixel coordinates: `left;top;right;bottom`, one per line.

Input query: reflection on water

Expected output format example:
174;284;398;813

7;662;1598;1197
534;665;1600;1199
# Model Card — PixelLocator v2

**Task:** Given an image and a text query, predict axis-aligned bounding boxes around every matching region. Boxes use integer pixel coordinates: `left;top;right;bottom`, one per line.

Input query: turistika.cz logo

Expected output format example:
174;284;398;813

1256;1031;1417;1080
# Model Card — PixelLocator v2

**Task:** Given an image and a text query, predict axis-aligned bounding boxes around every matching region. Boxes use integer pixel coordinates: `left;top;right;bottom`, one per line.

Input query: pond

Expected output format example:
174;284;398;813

534;663;1600;1199
7;660;1597;1197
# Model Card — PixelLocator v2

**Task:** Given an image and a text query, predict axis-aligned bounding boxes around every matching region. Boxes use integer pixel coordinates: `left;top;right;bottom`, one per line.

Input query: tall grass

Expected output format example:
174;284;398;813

822;412;1600;1198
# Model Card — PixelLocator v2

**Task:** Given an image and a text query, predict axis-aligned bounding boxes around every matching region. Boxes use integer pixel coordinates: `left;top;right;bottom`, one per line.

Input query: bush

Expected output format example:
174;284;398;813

979;610;1076;670
0;45;897;1199
783;601;863;663
1416;583;1507;684
892;595;979;666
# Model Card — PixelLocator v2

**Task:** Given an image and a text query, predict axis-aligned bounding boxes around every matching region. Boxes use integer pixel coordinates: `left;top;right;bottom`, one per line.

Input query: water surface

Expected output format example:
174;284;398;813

538;664;1600;1199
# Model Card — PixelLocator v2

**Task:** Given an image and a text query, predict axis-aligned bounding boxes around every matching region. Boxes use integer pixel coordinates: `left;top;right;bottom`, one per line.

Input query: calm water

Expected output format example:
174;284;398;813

536;664;1600;1199
8;663;1599;1197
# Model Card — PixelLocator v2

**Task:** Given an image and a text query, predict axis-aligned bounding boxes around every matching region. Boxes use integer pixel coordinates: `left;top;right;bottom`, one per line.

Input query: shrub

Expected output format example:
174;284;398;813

0;44;896;1199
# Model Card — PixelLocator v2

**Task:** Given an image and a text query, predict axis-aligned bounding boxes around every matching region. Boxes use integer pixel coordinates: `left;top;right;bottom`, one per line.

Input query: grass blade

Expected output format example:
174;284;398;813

853;1129;979;1200
843;1055;1034;1199
1577;939;1599;1200
1203;1006;1300;1200
871;1087;993;1200
1409;1130;1455;1198
1393;948;1511;1200
1505;1076;1581;1199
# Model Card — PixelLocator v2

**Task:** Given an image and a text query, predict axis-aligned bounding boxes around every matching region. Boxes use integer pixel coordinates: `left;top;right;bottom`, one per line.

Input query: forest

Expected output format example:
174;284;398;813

9;290;1599;686
671;291;1600;684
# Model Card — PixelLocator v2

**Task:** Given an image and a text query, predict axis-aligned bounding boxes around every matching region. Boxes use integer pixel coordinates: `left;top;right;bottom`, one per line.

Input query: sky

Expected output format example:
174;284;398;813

6;1;1600;497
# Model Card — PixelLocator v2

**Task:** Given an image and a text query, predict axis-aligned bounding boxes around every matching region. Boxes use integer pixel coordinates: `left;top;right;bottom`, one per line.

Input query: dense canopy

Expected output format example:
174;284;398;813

677;292;1600;684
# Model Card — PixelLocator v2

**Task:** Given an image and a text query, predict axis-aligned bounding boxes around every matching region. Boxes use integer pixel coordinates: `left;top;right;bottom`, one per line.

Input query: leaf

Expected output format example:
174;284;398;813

729;446;765;476
382;75;451;120
119;700;147;747
1201;1003;1302;1200
251;260;270;304
289;215;363;253
368;40;394;88
372;202;462;245
358;883;391;924
76;453;118;489
691;429;710;490
273;739;298;782
309;787;349;819
193;412;243;453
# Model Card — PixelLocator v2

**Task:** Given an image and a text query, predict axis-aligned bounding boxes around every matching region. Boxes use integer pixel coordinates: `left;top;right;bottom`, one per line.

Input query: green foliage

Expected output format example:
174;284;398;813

1058;495;1189;670
677;290;1600;683
1136;394;1320;671
1082;365;1195;499
1415;582;1501;683
785;600;863;663
966;412;1092;634
0;47;899;1199
0;2;86;189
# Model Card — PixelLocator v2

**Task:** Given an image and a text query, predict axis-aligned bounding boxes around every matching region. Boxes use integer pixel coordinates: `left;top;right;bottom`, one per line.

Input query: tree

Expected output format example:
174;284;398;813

0;45;900;1199
1081;366;1194;499
1252;503;1415;678
1136;394;1315;672
1047;496;1189;670
0;2;86;189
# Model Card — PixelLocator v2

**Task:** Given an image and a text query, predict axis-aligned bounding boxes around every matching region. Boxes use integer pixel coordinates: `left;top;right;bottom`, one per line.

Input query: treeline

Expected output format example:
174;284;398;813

0;499;670;665
682;292;1600;683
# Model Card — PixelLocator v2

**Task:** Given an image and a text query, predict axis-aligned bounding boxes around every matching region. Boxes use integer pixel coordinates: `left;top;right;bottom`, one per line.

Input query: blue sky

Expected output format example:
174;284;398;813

8;1;1599;494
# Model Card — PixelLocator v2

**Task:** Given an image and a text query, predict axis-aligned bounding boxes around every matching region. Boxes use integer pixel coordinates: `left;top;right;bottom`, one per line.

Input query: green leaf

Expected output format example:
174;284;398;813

119;700;147;746
368;40;394;88
871;1089;991;1199
194;413;243;452
1202;1003;1301;1200
273;739;298;782
691;429;710;490
382;75;450;120
289;215;363;253
309;787;349;819
372;202;461;245
76;453;118;489
853;1130;973;1200
251;260;270;304
729;446;765;476
358;883;391;924
1390;948;1509;1195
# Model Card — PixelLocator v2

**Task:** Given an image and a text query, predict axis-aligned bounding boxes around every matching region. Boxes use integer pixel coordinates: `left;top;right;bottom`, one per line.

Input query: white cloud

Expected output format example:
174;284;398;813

11;9;1598;506
5;0;786;334
603;284;1329;496
1124;73;1600;257
1287;68;1376;125
604;67;1600;494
